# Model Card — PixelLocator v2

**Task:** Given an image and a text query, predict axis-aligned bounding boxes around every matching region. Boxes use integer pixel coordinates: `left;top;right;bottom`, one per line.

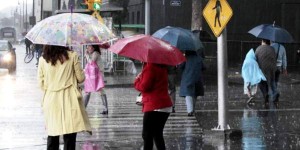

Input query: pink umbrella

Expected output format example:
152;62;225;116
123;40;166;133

108;35;186;66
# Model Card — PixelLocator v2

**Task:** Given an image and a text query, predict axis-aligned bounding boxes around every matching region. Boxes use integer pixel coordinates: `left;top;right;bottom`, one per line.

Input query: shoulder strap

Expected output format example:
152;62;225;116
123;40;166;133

276;44;280;59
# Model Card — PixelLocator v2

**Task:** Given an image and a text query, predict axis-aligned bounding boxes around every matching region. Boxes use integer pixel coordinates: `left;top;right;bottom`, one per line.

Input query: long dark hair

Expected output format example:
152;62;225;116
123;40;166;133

91;45;101;55
42;45;70;66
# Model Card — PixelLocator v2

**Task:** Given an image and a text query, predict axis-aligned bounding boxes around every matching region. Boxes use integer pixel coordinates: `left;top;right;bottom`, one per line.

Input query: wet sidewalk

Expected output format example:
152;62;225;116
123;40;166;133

100;65;300;150
1;46;300;150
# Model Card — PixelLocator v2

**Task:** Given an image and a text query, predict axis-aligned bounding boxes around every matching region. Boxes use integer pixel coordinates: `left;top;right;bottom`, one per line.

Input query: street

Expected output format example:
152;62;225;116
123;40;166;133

0;44;203;150
1;44;300;149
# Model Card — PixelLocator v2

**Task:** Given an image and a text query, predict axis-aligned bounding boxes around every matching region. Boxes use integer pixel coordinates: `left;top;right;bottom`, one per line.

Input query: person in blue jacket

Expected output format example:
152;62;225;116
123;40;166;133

242;48;266;103
271;42;287;103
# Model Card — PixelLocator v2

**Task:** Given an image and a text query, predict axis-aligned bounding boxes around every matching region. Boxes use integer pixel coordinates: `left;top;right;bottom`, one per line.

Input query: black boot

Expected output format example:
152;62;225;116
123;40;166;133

274;93;280;103
172;107;175;113
101;94;108;115
84;93;91;108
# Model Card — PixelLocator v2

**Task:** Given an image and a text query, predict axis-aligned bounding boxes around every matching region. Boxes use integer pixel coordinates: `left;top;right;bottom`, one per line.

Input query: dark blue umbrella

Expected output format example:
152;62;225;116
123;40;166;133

248;24;294;43
152;26;204;51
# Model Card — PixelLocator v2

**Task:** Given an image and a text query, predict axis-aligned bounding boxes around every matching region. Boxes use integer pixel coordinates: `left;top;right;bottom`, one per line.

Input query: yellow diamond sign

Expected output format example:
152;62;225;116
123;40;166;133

203;0;233;37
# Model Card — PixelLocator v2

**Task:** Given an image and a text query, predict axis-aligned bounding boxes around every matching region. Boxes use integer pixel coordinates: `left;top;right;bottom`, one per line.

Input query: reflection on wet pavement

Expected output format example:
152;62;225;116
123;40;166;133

196;82;300;149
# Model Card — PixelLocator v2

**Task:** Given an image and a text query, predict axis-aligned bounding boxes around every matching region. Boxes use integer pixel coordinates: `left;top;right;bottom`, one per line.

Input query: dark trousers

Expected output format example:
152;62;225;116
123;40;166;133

143;111;170;150
47;133;77;150
259;81;269;100
168;74;176;107
274;69;281;86
26;45;30;54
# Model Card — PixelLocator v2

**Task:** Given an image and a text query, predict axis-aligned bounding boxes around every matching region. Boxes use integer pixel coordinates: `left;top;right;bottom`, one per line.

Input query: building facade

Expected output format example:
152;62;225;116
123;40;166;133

126;0;300;42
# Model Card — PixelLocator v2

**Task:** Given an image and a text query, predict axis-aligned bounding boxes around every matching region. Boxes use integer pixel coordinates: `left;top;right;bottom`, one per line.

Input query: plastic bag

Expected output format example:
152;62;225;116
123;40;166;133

84;61;105;92
136;93;143;106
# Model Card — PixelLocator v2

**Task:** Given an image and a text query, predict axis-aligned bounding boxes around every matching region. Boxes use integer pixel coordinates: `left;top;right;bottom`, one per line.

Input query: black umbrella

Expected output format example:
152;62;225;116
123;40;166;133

248;23;293;43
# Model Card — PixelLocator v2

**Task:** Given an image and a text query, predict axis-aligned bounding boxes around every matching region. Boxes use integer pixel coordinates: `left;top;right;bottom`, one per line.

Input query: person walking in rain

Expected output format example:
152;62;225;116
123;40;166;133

167;66;177;113
35;44;43;66
271;42;287;103
179;51;205;116
134;62;173;150
213;0;222;27
255;39;277;104
83;45;108;115
25;38;32;54
242;48;266;103
38;45;91;150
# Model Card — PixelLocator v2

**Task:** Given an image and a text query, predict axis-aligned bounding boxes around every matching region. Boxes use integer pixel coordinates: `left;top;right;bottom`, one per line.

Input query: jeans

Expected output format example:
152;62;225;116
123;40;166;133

185;96;196;113
259;79;277;102
36;48;42;64
271;68;281;100
142;111;169;150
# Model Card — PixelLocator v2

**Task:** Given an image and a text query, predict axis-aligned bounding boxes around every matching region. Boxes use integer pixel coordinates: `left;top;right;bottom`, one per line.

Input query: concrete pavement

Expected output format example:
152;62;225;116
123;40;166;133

1;44;300;150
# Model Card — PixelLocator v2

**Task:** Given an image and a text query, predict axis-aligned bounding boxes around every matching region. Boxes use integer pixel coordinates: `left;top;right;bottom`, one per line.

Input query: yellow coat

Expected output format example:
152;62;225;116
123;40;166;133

38;51;92;136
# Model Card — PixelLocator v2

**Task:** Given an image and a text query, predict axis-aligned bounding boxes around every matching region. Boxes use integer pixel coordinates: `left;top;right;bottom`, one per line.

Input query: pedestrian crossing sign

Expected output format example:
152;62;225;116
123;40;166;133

203;0;233;37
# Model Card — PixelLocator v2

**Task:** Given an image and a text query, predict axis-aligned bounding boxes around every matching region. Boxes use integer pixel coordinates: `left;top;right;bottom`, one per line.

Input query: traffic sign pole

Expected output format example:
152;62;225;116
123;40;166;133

145;0;150;35
217;28;229;130
203;0;242;139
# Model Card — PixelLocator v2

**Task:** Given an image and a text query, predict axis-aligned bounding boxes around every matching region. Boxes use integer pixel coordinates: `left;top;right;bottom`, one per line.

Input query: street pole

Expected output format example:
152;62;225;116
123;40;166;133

145;0;150;35
19;3;21;29
32;0;34;16
26;0;28;32
23;0;24;32
217;28;229;130
52;0;58;15
41;0;44;20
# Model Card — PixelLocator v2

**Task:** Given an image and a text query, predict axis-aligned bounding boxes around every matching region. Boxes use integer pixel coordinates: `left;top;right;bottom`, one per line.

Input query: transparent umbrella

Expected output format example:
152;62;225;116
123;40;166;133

26;13;116;46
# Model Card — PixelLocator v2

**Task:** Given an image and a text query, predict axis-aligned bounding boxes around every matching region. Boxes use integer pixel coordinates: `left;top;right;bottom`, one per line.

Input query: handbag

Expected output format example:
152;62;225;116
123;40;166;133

136;93;143;106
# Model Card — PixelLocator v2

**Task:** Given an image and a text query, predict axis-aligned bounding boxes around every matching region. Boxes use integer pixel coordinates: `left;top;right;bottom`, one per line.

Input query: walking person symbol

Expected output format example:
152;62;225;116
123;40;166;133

213;0;222;27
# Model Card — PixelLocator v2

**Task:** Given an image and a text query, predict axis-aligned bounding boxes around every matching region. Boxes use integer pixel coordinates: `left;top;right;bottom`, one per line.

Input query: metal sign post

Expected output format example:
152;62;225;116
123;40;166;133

203;0;242;139
217;28;229;130
145;0;150;35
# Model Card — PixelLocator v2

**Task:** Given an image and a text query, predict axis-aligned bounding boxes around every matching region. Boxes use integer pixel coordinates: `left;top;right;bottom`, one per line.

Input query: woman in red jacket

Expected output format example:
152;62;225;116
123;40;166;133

134;63;173;150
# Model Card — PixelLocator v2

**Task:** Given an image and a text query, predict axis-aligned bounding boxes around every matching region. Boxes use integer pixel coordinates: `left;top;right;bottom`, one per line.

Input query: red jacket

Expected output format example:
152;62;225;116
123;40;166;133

134;63;173;112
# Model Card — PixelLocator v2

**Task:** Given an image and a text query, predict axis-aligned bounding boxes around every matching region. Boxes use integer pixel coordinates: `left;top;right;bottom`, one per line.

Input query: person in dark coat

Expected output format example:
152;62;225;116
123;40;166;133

167;66;177;113
134;63;173;150
255;39;277;104
179;51;204;116
35;44;43;66
25;38;32;54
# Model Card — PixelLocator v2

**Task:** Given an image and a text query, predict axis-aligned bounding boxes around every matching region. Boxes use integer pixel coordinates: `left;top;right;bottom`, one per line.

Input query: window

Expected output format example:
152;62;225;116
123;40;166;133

137;11;140;24
132;12;135;24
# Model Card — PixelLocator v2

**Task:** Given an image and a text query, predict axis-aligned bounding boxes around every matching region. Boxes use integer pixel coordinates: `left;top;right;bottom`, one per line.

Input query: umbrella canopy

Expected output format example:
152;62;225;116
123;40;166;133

152;26;204;51
248;24;293;43
108;35;186;66
26;13;116;46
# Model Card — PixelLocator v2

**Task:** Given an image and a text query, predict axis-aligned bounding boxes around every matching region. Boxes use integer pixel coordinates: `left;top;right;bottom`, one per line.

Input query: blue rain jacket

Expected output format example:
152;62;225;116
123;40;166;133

242;49;266;85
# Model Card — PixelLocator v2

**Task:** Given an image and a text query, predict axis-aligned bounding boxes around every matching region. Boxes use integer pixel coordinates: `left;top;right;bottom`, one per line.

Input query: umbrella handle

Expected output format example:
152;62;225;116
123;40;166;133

70;4;73;13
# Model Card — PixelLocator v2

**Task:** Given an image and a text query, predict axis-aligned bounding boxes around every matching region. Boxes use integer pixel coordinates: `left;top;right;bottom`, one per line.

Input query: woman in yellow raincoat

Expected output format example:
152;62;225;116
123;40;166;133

38;45;91;149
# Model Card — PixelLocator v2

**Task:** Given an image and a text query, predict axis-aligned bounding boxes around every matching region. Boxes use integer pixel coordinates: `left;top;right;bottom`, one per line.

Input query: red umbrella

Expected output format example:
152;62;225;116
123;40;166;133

108;35;186;66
